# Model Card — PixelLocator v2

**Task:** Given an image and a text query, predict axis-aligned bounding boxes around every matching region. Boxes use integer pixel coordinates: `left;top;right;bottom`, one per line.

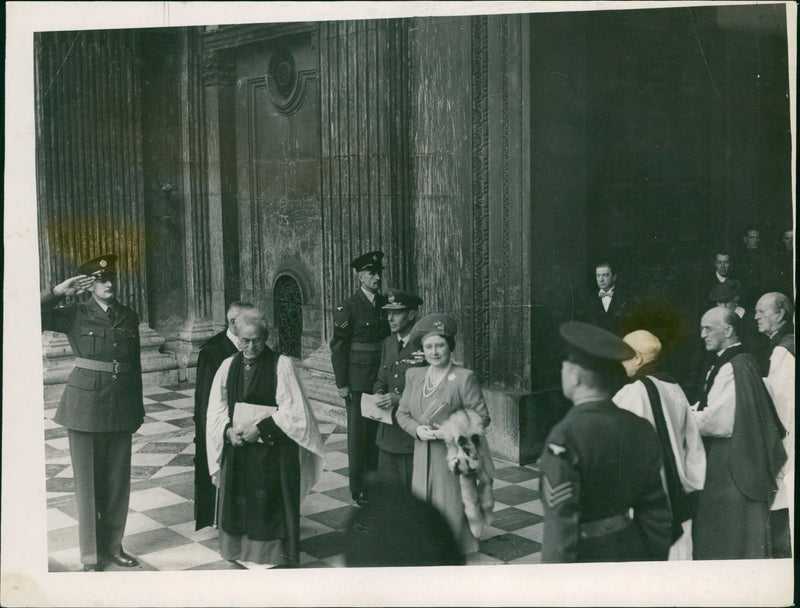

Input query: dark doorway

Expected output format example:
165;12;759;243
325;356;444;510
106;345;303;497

274;274;303;358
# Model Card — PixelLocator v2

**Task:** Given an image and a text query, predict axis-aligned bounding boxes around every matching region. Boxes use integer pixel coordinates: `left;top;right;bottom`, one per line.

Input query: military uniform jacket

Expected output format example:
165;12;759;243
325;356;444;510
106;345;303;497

330;289;390;393
373;335;427;453
42;291;144;433
539;399;671;563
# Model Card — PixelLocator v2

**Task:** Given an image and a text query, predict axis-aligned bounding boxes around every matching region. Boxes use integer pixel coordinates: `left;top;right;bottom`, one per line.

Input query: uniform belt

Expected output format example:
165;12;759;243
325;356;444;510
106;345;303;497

74;357;135;373
579;513;631;539
350;342;382;352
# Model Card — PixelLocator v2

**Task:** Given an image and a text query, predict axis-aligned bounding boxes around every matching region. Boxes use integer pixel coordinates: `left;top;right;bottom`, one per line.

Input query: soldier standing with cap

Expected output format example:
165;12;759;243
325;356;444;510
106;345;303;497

540;321;672;563
41;255;143;571
331;251;390;505
372;289;425;490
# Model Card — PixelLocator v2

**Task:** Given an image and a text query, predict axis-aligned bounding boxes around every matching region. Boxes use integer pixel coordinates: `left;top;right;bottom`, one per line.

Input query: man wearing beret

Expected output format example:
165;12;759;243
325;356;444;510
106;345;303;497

41;254;143;571
372;289;426;491
330;251;390;505
540;321;672;563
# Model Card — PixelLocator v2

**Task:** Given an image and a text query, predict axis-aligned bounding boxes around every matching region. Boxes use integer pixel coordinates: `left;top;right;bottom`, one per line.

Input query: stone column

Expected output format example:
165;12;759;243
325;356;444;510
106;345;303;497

36;30;178;402
202;48;238;335
174;29;217;371
306;20;411;421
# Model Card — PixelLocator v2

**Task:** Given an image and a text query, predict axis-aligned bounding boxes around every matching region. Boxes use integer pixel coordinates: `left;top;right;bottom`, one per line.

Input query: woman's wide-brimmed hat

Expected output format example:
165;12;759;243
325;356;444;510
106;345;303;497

410;313;457;349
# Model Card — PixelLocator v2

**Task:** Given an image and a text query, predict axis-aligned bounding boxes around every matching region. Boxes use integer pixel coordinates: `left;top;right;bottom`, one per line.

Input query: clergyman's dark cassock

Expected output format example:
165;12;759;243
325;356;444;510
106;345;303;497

193;329;238;530
693;346;787;559
219;347;302;563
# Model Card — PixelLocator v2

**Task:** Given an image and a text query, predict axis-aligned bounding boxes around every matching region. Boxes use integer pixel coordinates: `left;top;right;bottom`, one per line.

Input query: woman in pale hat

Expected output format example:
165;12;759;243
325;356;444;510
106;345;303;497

395;314;491;555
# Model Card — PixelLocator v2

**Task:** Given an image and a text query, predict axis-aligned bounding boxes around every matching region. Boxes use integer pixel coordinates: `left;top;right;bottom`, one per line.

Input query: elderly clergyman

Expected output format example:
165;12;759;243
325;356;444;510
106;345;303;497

754;292;795;558
613;330;706;560
690;307;786;559
206;309;325;567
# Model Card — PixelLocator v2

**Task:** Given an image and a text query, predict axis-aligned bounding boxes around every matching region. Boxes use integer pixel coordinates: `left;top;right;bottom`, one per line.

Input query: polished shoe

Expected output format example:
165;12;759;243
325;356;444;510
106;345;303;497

353;490;368;507
105;550;139;567
83;563;101;572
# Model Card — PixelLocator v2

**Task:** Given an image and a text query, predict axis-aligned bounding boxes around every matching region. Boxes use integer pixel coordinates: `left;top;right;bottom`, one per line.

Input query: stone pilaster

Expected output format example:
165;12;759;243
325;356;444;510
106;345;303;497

175;29;218;371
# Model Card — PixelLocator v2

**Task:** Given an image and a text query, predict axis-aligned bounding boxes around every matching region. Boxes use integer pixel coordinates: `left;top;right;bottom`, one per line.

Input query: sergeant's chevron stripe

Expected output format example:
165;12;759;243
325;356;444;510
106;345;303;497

335;320;350;328
543;475;573;509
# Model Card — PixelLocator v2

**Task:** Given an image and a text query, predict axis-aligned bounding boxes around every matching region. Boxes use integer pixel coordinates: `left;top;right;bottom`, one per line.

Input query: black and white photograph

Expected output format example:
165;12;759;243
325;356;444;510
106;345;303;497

2;1;795;605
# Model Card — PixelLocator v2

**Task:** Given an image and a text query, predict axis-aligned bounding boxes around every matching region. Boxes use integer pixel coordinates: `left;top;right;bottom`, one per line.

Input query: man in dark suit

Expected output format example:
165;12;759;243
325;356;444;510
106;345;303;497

540;321;672;563
583;261;630;335
41;254;143;571
193;300;253;530
372;289;426;491
736;224;768;308
331;251;391;505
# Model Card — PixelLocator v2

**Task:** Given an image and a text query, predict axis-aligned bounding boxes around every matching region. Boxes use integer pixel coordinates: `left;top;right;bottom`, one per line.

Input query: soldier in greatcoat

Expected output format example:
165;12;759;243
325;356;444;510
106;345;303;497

41;254;143;571
540;321;672;563
372;289;425;490
330;251;390;505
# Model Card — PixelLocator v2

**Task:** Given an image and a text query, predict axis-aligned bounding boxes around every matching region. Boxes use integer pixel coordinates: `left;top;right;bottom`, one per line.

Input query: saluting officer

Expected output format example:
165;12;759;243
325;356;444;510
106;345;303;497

41;254;143;571
372;289;426;491
331;251;391;505
540;321;672;563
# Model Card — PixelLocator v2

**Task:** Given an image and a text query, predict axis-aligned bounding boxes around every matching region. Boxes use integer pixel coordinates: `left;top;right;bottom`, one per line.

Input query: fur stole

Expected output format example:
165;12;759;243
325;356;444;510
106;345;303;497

437;408;495;538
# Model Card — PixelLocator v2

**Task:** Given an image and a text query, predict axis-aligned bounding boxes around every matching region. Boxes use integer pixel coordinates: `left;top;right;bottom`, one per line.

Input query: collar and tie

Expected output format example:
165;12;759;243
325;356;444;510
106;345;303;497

107;305;116;323
398;338;405;350
598;288;614;299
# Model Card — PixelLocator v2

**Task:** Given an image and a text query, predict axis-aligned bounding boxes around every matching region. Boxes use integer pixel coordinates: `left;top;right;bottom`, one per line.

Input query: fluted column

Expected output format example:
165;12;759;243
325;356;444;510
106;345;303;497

36;30;149;320
176;29;216;368
36;30;178;398
203;48;238;331
319;19;411;341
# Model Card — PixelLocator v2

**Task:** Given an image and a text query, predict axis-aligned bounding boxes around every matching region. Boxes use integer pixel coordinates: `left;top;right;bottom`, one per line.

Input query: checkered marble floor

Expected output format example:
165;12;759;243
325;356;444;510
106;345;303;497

45;383;544;571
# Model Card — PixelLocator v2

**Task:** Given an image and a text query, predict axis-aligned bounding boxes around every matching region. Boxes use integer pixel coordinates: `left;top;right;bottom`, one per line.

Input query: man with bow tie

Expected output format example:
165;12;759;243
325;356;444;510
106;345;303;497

41;254;143;571
583;260;630;336
330;251;391;505
372;289;426;490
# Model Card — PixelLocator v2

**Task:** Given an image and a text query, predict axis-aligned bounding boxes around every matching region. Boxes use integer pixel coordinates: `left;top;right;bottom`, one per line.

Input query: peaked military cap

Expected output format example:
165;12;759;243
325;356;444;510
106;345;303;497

77;254;118;280
382;289;423;311
350;251;384;272
708;279;742;303
559;321;634;372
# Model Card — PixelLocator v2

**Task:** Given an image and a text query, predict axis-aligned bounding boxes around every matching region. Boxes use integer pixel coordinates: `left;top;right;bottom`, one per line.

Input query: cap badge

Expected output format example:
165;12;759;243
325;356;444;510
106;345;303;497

100;260;107;268
434;321;444;331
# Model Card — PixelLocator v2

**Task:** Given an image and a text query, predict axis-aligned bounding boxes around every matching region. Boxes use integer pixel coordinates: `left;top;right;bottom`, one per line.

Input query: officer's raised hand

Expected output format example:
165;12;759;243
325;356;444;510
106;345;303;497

52;275;96;297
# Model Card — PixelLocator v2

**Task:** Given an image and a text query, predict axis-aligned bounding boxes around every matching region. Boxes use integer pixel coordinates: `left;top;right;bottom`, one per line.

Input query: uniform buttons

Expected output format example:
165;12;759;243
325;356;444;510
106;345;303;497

112;375;118;380
394;374;399;378
395;388;400;393
113;343;118;347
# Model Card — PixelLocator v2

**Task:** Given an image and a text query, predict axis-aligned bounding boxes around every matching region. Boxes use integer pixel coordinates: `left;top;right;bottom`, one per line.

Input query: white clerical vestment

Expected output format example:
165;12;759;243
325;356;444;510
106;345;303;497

614;376;706;560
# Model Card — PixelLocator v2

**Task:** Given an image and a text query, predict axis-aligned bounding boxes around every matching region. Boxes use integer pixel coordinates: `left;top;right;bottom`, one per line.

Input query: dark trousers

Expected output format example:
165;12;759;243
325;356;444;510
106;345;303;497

346;392;379;495
68;429;132;565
